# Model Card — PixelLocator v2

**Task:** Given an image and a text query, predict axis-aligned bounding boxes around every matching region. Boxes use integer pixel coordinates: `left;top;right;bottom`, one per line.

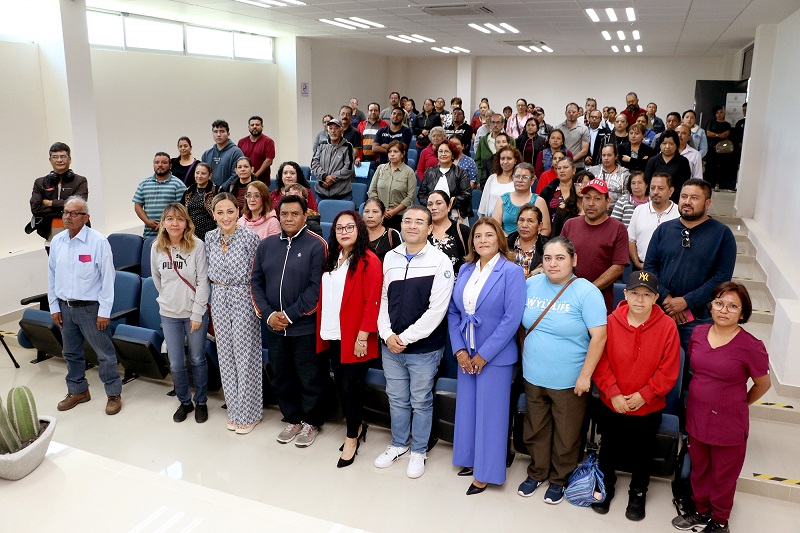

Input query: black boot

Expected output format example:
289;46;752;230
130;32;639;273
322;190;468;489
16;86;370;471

625;489;646;521
591;489;614;514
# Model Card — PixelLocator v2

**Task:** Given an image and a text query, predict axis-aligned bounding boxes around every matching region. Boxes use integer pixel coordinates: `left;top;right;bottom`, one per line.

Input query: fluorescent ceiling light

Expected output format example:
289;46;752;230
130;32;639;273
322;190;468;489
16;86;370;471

617;31;626;40
499;23;519;33
399;34;424;43
260;0;287;6
335;18;369;29
319;19;357;30
632;30;640;40
386;35;411;43
636;45;643;52
468;23;491;34
411;34;435;42
452;46;470;53
586;9;600;22
601;31;611;40
541;45;553;53
442;47;460;53
234;0;271;7
518;45;531;52
282;0;306;4
484;23;505;33
349;17;384;28
431;47;450;53
529;45;542;52
624;45;631;53
606;8;618;22
626;8;636;22
611;45;619;53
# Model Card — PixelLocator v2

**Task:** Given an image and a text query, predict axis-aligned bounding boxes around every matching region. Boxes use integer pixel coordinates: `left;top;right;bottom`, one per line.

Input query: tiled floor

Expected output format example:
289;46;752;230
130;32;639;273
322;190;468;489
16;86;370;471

1;330;798;533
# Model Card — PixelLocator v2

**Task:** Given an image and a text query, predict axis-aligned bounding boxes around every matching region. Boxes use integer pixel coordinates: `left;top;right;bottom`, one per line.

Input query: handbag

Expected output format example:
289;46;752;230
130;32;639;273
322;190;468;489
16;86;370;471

166;249;214;337
715;139;734;154
565;421;606;506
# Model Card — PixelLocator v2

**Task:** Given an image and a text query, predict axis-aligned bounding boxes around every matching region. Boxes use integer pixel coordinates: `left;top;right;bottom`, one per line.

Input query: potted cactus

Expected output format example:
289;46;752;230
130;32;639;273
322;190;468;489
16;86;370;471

0;385;57;480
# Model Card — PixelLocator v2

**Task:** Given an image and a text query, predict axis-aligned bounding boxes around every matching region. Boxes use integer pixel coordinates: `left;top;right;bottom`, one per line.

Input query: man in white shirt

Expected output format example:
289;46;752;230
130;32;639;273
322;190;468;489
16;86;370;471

676;124;703;180
627;173;680;269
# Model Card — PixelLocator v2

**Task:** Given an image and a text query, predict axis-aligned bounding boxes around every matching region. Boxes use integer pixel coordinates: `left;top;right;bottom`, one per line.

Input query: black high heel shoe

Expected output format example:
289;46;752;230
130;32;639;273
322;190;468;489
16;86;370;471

467;482;488;495
337;425;369;468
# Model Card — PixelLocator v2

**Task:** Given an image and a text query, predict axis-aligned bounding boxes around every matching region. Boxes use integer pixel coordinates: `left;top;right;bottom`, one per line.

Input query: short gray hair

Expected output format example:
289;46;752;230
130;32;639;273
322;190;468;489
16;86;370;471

64;195;89;214
430;126;445;137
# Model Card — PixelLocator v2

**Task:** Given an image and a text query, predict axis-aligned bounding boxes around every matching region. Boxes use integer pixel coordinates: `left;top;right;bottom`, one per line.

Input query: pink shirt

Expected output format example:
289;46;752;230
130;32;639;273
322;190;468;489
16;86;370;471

237;212;280;240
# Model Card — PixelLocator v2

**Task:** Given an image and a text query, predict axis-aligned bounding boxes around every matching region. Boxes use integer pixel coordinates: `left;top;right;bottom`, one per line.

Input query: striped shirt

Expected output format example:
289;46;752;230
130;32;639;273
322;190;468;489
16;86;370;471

132;174;187;237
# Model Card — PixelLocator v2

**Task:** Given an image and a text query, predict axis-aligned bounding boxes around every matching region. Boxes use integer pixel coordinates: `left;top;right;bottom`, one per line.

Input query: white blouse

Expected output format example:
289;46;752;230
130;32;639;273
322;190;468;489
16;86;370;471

478;174;515;217
320;254;349;341
462;253;501;349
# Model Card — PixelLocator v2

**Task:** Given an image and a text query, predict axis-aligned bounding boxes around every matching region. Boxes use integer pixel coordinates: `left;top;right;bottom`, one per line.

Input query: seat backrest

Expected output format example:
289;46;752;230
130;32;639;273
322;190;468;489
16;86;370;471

664;347;686;415
108;233;144;271
318;199;356;223
299;166;311;181
613;283;625;309
351;183;368;208
140;237;156;278
471;189;482;210
321;222;332;241
407;158;417;170
113;271;141;316
139;277;162;331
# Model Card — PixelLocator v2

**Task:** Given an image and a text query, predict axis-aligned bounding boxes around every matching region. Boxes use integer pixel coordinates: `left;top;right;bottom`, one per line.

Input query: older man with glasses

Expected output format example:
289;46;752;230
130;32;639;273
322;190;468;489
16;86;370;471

49;196;122;415
475;113;516;188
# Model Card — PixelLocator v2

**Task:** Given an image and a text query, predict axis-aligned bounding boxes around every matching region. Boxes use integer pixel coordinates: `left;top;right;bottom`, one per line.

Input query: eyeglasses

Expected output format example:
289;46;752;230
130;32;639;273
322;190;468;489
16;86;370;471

244;193;262;199
50;155;69;161
63;210;87;217
681;228;691;248
711;299;741;312
334;224;356;234
512;174;532;181
402;218;429;227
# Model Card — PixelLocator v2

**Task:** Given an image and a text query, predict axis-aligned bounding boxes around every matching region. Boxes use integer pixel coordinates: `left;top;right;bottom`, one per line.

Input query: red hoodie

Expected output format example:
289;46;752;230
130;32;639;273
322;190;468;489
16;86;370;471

593;301;680;416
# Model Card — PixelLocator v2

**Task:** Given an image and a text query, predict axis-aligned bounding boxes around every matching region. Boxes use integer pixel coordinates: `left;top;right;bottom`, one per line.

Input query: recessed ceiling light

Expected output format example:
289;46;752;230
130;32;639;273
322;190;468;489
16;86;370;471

431;47;450;53
441;47;460;53
518;45;531;52
611;45;619;53
632;30;640;40
234;0;271;8
586;9;600;22
468;23;491;34
260;0;287;6
601;31;611;40
541;45;553;53
319;18;357;30
636;45;643;52
624;45;631;53
282;0;306;4
411;34;436;43
349;17;384;28
335;18;369;29
452;46;470;53
606;8;618;22
484;23;505;33
617;31;626;40
529;45;542;53
387;35;412;43
399;35;424;43
499;23;519;33
626;8;636;22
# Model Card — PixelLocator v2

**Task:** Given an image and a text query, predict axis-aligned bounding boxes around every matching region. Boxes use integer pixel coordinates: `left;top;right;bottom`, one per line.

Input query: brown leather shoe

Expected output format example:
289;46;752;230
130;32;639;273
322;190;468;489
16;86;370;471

105;395;122;415
57;390;91;411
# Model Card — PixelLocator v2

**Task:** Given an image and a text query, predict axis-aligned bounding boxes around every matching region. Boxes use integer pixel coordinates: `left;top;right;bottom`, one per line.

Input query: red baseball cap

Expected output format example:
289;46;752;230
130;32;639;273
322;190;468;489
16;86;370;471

582;178;609;195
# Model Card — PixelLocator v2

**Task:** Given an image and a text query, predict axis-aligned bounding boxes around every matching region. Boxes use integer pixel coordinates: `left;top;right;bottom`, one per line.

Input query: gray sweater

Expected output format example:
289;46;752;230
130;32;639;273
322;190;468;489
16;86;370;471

150;236;210;322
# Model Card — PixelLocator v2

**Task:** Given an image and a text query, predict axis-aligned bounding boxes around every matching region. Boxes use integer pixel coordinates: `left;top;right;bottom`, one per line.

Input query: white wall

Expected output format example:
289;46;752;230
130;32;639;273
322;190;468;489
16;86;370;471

403;57;459;107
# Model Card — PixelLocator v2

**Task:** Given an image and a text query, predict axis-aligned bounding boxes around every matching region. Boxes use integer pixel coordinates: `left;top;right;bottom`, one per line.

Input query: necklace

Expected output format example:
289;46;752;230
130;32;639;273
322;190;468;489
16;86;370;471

220;229;236;253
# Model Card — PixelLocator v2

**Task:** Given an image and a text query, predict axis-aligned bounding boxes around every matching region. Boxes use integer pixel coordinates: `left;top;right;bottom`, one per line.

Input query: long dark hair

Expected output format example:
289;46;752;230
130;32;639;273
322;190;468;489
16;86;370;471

323;210;370;274
275;161;311;190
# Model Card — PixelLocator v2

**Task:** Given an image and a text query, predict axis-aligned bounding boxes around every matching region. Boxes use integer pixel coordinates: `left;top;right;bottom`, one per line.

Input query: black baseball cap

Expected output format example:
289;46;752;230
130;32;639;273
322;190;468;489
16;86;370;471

626;270;659;293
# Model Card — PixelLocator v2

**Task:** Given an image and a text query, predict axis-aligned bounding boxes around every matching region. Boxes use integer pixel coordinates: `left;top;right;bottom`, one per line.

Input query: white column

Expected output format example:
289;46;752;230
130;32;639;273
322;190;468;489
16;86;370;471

456;56;475;114
276;36;313;166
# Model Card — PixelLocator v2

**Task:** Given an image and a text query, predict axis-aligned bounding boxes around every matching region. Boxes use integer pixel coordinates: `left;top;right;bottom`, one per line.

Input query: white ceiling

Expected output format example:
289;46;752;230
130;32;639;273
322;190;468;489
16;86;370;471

88;0;800;57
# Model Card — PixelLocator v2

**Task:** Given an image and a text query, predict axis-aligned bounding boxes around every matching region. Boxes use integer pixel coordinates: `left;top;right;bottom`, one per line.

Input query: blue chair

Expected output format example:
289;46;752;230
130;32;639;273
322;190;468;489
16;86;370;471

108;233;144;273
351;183;368;209
613;283;625;308
140;237;156;278
407;158;417;171
318;199;356;223
299;165;311;181
471;189;482;212
321;222;332;241
407;147;419;161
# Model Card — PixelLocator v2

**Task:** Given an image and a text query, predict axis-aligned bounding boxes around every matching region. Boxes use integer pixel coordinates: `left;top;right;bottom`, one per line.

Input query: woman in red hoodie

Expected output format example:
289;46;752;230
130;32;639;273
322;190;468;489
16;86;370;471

591;270;680;521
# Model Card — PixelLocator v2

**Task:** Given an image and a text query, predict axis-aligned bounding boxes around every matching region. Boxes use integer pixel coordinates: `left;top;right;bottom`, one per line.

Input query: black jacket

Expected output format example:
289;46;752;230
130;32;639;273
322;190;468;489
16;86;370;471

29;171;89;239
587;126;613;166
418;165;473;218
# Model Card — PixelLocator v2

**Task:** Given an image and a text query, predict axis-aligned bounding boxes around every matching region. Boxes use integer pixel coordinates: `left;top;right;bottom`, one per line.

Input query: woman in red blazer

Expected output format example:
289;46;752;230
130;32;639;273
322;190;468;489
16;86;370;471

316;210;383;468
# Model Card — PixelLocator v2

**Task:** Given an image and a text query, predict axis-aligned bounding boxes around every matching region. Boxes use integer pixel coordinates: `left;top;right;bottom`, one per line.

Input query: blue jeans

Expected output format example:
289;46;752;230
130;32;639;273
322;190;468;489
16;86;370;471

60;302;122;396
381;345;443;454
162;314;209;405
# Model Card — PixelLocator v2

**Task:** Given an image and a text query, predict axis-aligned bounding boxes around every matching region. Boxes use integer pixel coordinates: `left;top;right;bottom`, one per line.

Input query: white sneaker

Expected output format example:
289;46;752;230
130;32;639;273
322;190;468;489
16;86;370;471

407;452;427;479
374;445;409;468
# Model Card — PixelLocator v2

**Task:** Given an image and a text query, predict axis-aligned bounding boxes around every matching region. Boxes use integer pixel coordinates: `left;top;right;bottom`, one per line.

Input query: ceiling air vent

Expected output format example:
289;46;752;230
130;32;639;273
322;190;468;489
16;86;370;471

418;4;493;17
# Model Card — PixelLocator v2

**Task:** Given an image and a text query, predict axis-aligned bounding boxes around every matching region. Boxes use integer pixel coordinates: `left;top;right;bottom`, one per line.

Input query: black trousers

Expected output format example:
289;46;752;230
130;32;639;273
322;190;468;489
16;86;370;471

328;341;370;438
597;404;663;495
266;331;327;427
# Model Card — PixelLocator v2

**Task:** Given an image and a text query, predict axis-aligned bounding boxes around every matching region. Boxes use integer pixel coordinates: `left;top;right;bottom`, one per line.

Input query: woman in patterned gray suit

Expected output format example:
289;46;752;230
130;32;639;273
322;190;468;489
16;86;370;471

205;192;263;434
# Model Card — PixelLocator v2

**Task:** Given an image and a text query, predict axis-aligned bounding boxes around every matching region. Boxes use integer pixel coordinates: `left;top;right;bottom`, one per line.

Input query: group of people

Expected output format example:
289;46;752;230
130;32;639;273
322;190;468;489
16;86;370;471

31;89;760;533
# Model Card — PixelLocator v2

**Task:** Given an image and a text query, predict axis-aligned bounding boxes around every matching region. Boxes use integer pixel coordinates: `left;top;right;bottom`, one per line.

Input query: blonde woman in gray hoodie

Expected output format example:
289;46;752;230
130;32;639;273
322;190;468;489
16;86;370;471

151;203;211;424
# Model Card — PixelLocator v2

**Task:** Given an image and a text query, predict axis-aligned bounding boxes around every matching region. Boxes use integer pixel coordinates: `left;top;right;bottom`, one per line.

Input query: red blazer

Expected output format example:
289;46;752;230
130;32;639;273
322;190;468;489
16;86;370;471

316;248;383;363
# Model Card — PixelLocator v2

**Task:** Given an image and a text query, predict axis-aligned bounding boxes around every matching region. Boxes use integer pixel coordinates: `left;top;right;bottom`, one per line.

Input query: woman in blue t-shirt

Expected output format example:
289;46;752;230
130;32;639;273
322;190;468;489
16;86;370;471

515;236;608;505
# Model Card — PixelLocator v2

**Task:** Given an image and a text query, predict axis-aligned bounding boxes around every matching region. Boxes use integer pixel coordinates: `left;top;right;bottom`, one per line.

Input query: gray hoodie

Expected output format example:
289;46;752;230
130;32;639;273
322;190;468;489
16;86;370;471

311;138;355;199
151;236;210;322
202;140;245;189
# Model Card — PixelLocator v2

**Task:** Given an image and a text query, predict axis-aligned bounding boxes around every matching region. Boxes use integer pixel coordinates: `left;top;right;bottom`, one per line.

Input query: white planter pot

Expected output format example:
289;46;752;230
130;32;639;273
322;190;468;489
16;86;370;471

0;415;57;481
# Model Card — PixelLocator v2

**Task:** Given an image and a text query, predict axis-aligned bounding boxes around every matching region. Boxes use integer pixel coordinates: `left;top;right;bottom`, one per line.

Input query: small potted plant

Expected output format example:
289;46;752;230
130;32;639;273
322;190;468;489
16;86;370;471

0;385;57;480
